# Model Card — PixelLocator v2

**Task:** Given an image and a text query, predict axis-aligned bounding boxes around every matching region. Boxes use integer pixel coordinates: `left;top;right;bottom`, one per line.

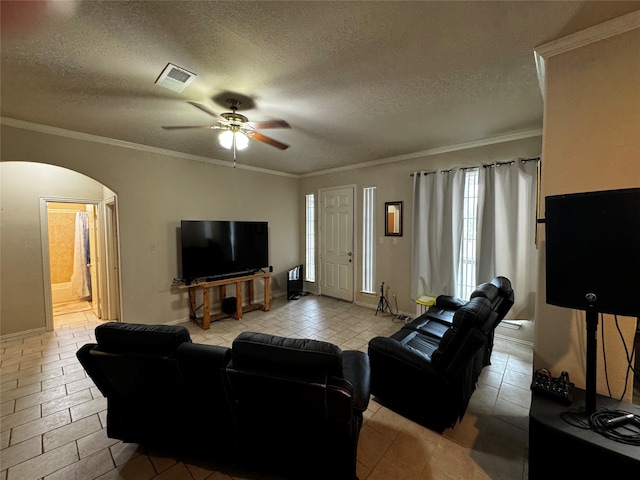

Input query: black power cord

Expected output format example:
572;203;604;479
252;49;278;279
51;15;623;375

588;409;640;446
560;408;640;446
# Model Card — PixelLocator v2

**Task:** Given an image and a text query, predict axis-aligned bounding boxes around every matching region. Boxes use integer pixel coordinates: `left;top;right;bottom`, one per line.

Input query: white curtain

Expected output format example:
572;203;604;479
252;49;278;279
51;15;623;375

411;168;465;299
71;211;91;298
476;160;538;319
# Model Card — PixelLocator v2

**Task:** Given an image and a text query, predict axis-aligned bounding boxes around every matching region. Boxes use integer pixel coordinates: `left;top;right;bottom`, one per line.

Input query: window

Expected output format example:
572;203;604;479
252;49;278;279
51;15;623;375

456;168;479;299
362;186;376;293
305;194;315;282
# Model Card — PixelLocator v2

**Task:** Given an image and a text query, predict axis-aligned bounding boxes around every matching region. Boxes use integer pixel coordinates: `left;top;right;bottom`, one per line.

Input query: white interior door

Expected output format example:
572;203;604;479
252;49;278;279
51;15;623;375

87;204;101;318
104;199;121;321
320;187;354;302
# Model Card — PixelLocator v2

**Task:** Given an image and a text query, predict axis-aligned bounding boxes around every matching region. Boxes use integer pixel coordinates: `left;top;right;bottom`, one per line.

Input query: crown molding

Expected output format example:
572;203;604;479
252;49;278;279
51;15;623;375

3;116;541;179
0;117;298;179
534;10;640;100
301;128;543;178
535;10;640;59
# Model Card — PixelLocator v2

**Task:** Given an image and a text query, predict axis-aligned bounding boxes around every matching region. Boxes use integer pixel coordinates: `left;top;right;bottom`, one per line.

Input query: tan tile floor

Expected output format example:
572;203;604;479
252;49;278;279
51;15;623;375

1;294;532;480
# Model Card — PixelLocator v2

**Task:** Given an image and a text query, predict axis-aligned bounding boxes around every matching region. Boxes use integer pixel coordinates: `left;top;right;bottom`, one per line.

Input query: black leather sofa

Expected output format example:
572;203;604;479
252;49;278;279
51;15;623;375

77;323;370;480
367;277;514;433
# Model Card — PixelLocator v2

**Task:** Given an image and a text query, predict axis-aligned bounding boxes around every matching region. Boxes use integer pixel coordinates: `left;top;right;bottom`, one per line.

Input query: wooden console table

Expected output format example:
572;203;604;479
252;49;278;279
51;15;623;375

180;272;270;329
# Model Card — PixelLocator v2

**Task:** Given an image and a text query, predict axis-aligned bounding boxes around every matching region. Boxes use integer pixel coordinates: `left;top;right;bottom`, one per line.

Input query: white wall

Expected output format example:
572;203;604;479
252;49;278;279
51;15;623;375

299;135;542;316
535;25;640;400
1;125;300;336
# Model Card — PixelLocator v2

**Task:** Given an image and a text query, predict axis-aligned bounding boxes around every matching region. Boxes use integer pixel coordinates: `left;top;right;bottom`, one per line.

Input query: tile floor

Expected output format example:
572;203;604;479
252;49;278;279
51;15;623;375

1;294;533;480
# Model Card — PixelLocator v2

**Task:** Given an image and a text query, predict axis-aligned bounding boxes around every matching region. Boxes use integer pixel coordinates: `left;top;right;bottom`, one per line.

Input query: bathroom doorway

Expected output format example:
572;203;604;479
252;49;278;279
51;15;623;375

42;196;121;330
46;201;100;327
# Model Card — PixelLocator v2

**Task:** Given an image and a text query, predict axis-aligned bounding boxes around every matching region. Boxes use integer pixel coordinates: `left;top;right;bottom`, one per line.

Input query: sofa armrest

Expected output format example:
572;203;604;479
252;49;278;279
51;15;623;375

435;295;467;310
341;350;370;412
368;336;438;374
77;343;115;397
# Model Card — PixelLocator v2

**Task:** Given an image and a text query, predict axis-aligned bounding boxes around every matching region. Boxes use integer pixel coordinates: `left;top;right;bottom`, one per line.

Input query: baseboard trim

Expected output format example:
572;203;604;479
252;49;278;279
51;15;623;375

495;332;533;348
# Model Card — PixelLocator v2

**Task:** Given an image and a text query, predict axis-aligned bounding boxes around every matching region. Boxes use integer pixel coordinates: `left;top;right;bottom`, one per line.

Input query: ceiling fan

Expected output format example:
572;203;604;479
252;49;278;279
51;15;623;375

162;99;290;165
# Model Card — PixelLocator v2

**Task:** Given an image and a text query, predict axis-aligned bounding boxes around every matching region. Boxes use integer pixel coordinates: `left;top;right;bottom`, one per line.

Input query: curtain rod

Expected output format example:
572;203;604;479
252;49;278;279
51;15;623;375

409;156;540;176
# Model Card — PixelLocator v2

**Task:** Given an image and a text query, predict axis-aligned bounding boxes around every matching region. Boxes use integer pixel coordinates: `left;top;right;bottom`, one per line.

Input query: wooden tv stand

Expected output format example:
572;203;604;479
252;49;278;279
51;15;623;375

180;272;271;329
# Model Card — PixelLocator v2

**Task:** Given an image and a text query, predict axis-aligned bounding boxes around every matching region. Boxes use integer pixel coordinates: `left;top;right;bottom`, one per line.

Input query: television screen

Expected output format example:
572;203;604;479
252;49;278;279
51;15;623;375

545;187;640;317
180;220;269;283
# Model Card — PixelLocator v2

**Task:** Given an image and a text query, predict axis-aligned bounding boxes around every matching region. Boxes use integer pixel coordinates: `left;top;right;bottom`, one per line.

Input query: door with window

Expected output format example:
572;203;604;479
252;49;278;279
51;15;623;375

319;187;354;302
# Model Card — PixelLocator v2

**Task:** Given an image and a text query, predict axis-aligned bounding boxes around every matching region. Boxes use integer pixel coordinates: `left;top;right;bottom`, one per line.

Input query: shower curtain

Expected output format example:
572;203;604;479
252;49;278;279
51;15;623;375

71;211;91;298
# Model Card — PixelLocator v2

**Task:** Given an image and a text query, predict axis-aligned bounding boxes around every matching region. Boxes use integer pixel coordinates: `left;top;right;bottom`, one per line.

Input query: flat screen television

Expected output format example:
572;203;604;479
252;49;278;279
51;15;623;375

180;220;269;284
545;187;640;317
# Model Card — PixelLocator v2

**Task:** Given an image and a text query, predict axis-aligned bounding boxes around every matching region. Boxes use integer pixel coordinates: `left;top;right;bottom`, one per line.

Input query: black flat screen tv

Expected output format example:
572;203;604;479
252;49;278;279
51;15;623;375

180;220;269;283
545;187;640;317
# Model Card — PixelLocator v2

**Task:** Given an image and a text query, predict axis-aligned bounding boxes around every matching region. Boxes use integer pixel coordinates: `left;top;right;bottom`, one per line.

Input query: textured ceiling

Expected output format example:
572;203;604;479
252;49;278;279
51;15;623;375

2;1;639;175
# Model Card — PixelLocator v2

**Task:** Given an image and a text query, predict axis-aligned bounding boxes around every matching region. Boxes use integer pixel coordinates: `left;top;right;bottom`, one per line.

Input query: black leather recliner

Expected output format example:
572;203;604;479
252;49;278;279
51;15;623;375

76;323;198;450
405;276;514;365
226;332;370;480
77;323;370;480
368;295;498;432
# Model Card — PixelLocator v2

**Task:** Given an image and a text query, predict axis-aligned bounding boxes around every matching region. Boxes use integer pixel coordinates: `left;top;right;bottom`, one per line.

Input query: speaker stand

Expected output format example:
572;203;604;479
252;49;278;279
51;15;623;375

585;308;598;415
375;282;393;316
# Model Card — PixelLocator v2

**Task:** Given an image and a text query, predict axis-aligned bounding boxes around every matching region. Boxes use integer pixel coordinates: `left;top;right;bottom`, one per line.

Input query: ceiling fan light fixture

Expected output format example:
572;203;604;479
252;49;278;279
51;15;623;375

219;130;234;149
219;130;249;150
235;131;249;150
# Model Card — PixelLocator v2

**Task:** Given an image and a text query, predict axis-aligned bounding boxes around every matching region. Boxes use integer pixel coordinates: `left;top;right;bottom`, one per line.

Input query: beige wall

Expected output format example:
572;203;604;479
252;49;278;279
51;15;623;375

1;125;300;336
535;27;640;400
0;162;107;335
300;135;542;315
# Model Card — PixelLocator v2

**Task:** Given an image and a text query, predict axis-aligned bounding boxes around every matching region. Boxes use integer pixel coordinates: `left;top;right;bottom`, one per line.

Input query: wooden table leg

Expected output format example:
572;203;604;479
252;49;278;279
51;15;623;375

202;287;211;330
235;281;242;320
264;275;271;311
189;289;197;319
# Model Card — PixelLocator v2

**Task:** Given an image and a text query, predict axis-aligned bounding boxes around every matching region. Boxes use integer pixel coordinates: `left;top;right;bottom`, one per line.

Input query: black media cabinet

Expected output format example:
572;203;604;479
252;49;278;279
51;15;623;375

529;387;640;478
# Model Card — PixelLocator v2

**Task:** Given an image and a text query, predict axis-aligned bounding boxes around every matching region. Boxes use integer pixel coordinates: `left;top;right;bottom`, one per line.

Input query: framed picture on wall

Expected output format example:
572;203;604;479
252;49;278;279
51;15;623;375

385;201;403;236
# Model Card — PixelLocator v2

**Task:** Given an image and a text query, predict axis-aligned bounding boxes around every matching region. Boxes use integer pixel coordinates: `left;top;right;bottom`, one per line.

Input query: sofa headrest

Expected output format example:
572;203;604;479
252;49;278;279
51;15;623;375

231;332;343;378
432;297;492;373
490;276;514;302
451;297;493;331
95;322;191;356
470;283;499;302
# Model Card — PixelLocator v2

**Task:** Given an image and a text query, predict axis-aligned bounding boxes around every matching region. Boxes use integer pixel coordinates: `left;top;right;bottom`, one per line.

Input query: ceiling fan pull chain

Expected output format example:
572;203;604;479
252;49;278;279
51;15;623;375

233;134;237;168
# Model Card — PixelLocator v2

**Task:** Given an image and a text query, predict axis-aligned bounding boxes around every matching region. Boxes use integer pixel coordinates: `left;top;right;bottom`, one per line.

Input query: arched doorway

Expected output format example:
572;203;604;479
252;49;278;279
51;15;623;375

0;161;121;335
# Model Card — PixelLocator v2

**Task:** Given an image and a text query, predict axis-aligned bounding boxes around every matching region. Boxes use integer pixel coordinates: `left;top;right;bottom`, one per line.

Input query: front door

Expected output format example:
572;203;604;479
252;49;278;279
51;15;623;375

319;186;354;302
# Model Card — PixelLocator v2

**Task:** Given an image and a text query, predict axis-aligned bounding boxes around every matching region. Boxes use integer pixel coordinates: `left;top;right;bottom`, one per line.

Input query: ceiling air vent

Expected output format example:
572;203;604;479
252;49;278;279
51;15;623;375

155;63;197;93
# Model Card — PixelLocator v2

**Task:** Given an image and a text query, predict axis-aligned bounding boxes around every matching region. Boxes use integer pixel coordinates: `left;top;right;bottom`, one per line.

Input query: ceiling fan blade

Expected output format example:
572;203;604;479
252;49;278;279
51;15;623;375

187;101;222;119
248;131;289;150
247;120;291;129
161;125;217;130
